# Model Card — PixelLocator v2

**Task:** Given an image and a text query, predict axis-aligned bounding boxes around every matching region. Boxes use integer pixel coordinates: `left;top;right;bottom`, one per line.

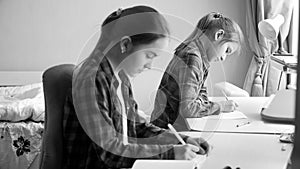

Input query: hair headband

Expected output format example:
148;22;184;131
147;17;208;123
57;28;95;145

213;13;223;19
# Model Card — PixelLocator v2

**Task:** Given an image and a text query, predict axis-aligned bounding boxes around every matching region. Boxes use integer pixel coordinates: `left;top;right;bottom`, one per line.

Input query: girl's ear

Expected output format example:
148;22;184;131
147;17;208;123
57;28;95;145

214;29;225;41
120;36;133;54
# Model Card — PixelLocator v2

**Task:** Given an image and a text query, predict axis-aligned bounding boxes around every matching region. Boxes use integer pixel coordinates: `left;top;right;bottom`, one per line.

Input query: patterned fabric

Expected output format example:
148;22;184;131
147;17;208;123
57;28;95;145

13;136;31;156
0;122;43;169
63;56;188;169
151;40;220;131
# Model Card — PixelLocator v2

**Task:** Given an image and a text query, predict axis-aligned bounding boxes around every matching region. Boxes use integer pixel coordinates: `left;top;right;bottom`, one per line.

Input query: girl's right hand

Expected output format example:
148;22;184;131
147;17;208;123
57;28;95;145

217;100;238;112
173;144;200;160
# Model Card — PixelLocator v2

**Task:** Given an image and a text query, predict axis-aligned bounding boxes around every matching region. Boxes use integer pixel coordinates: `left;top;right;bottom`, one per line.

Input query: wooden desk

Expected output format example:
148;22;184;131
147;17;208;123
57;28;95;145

181;132;293;169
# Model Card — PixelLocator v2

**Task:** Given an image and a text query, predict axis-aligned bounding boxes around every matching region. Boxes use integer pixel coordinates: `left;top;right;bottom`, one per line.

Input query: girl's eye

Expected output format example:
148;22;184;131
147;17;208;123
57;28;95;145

146;54;157;59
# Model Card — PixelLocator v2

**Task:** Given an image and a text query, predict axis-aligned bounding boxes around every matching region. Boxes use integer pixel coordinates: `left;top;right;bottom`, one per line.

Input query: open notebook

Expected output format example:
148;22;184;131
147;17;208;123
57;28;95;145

186;110;248;132
132;155;206;169
201;110;247;120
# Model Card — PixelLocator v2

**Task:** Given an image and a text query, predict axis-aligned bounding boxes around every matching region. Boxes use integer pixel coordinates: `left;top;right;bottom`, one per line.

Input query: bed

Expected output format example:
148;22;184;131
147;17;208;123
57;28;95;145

0;71;44;169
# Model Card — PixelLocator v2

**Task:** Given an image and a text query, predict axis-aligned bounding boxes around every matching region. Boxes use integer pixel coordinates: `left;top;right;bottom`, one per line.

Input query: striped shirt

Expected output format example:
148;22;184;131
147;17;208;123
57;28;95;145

151;39;221;131
63;54;188;169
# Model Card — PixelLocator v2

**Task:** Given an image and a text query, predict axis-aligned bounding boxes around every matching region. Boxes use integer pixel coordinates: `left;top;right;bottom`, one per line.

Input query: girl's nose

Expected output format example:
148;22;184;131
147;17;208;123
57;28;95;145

220;55;227;61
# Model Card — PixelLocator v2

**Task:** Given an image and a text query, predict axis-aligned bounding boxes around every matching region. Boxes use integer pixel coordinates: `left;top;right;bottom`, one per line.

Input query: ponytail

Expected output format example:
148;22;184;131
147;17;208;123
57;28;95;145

176;12;244;55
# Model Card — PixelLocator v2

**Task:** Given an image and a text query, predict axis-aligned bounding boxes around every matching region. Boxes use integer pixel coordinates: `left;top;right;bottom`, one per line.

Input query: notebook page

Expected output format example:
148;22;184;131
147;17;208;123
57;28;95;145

201;110;247;120
132;160;197;169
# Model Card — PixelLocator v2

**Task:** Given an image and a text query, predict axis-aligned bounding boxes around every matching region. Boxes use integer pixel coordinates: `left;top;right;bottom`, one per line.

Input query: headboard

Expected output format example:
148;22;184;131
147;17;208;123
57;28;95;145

0;71;43;86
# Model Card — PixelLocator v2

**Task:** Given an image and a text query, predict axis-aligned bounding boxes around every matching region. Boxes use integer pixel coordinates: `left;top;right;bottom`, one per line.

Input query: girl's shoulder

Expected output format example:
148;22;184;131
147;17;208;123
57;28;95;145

175;42;202;58
173;50;203;70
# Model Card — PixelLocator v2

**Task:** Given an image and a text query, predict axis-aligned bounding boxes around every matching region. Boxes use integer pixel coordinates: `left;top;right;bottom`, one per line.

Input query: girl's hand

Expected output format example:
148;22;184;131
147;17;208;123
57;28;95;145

217;100;238;112
185;137;210;155
173;144;199;160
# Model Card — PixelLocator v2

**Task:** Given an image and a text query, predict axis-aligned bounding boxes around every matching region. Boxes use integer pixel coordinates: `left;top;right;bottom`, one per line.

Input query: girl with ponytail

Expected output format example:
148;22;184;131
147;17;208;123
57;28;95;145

151;12;244;131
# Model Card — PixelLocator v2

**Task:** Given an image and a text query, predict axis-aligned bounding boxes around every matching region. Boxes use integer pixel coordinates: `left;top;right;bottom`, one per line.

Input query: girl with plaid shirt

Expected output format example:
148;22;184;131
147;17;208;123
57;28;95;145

151;12;244;131
63;5;210;169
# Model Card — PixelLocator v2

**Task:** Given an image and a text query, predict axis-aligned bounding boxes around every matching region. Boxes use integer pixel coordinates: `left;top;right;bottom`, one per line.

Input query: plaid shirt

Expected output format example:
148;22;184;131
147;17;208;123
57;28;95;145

151;39;220;131
63;55;188;169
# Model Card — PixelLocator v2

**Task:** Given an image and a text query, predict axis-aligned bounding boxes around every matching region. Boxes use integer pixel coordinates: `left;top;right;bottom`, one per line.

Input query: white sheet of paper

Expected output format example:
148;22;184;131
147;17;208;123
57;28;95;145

192;155;206;168
201;110;247;120
132;160;200;169
186;110;248;133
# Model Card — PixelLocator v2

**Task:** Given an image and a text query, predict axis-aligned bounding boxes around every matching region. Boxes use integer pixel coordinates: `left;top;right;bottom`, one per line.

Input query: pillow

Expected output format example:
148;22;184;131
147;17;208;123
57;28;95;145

0;83;45;121
214;82;250;97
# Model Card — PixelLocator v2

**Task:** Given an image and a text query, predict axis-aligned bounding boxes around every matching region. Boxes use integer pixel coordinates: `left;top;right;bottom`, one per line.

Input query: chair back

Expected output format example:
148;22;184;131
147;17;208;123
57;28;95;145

39;64;75;169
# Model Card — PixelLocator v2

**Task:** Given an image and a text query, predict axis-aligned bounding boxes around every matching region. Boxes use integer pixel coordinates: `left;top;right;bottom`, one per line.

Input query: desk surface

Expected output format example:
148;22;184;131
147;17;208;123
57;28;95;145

183;97;294;169
181;132;293;169
187;97;294;134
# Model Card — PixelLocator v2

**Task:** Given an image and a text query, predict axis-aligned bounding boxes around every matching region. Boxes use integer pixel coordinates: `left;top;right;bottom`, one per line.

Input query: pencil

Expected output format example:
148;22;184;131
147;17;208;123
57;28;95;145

167;123;186;145
236;121;251;127
221;90;229;101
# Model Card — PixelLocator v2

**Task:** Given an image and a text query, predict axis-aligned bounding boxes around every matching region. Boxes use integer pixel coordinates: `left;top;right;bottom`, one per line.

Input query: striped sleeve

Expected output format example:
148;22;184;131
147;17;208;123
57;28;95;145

72;75;175;168
177;53;220;118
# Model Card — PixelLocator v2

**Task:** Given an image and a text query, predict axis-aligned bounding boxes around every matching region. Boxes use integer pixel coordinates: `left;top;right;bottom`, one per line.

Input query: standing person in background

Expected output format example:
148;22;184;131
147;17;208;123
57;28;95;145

151;12;244;131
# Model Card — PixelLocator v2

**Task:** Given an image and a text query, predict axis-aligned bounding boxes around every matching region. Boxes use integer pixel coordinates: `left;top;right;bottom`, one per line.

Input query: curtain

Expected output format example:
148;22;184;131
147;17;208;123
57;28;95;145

243;0;294;96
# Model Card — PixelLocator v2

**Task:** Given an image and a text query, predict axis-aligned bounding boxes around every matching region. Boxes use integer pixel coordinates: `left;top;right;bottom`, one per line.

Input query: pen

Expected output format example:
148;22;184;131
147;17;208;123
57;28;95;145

221;90;239;110
236;121;251;127
221;90;229;101
167;123;186;145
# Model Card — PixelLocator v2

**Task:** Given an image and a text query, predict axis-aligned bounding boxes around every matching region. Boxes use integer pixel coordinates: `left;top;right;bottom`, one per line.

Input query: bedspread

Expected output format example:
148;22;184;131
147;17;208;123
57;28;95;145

0;122;43;169
0;83;44;122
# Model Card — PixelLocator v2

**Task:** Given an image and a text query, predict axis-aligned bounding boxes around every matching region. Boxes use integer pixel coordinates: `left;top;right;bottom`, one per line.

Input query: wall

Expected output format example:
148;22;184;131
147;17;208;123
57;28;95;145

0;0;250;85
0;0;251;100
